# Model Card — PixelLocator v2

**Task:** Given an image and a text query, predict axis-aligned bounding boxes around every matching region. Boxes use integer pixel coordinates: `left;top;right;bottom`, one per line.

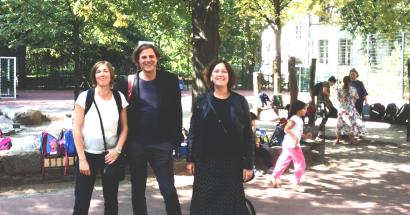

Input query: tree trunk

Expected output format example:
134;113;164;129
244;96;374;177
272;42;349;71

407;59;410;142
191;0;220;102
73;19;81;100
16;45;26;89
308;58;317;125
288;57;297;106
273;0;282;94
244;20;255;89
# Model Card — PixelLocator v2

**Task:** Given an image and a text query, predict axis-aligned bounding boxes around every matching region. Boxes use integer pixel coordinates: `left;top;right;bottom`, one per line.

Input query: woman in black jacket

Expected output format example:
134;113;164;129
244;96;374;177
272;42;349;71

186;60;254;215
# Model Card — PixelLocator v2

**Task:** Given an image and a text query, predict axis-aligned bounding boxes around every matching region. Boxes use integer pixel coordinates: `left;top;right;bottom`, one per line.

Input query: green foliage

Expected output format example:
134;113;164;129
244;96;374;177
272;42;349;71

219;0;262;87
235;0;312;28
312;0;410;36
0;0;190;78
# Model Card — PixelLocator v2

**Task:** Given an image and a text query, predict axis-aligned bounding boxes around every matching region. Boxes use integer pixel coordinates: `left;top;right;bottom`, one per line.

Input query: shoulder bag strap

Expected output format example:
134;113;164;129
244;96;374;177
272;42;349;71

93;99;108;152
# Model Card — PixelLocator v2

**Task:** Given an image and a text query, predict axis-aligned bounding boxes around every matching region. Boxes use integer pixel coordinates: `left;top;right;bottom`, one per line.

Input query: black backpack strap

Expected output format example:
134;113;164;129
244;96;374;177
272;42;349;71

84;88;95;116
131;72;140;102
112;90;122;113
112;90;122;136
85;88;122;136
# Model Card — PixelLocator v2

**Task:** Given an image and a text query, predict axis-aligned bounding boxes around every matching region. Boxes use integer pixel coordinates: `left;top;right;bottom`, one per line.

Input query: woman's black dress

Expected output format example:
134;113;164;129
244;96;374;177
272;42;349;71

189;96;248;215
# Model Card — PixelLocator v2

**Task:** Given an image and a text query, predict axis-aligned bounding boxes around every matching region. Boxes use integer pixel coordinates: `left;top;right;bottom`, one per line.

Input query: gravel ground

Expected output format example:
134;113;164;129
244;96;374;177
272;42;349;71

1;90;409;215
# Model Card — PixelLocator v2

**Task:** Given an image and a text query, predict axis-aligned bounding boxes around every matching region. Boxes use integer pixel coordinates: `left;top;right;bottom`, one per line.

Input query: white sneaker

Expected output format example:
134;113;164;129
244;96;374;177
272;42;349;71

291;184;306;193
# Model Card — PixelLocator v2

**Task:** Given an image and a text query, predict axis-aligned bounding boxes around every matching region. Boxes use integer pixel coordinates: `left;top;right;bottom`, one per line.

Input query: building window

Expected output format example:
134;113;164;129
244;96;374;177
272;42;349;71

296;25;302;40
338;39;351;65
318;39;328;64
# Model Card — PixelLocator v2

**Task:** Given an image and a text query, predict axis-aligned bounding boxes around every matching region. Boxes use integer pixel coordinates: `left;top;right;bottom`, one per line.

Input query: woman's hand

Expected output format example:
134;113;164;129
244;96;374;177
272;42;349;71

243;169;253;182
105;149;119;165
186;162;195;175
79;159;91;176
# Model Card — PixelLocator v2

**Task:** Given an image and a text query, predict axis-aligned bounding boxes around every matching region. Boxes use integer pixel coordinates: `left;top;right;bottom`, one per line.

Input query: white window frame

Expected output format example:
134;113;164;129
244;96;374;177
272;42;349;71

296;24;302;40
338;39;352;65
318;39;329;64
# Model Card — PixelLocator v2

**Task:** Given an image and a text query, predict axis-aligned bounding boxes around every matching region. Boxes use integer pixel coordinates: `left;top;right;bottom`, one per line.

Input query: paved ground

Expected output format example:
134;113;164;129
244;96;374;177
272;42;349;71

1;90;410;215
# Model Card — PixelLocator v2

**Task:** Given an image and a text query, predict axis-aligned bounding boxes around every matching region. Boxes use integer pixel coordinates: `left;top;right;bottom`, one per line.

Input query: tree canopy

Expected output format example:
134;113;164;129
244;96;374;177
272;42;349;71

2;0;409;92
309;0;410;36
0;0;190;77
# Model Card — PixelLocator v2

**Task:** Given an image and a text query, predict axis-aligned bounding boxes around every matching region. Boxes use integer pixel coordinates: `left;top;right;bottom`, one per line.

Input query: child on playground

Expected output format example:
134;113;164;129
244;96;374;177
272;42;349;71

269;100;311;192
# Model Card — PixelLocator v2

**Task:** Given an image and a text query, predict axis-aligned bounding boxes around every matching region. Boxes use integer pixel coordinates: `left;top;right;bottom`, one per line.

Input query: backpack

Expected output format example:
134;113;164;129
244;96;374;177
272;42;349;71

177;141;188;158
312;82;323;96
384;103;398;123
370;103;385;121
84;88;122;136
272;95;283;107
0;134;12;150
176;128;189;158
305;103;316;117
255;128;269;146
393;103;409;125
39;131;63;157
269;124;285;146
362;104;370;120
62;129;76;156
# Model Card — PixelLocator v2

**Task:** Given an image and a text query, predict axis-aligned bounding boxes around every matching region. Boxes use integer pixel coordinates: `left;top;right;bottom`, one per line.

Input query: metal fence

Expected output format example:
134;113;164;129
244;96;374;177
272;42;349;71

0;57;16;98
365;32;409;99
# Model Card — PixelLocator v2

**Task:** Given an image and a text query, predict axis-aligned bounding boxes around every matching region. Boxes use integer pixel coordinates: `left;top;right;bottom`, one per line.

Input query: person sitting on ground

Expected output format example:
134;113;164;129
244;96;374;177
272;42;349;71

258;92;272;108
251;112;273;173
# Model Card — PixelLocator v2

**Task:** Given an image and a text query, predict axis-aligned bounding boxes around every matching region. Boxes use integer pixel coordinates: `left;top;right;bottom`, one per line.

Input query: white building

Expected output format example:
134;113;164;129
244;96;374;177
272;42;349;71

261;14;406;99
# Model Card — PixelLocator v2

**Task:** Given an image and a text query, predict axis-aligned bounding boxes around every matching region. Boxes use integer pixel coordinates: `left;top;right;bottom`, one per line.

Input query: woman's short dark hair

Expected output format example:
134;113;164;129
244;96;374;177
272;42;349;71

131;44;160;66
203;59;237;90
289;100;307;118
90;61;115;88
328;76;336;83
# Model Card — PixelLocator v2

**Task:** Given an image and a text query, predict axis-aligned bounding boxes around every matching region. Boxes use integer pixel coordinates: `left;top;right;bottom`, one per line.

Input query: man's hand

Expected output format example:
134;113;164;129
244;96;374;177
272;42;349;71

243;169;254;182
186;162;195;175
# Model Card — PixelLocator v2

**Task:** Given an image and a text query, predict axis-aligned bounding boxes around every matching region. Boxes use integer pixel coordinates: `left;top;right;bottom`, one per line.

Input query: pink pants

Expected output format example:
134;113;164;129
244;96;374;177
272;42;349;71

272;146;306;184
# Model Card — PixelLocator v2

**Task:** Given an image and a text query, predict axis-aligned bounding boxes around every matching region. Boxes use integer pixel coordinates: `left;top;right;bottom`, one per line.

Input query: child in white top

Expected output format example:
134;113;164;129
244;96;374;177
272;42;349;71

270;100;310;192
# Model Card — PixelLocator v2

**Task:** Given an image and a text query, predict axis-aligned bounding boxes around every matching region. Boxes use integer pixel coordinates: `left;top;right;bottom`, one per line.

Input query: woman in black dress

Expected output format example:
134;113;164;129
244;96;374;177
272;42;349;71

186;60;254;215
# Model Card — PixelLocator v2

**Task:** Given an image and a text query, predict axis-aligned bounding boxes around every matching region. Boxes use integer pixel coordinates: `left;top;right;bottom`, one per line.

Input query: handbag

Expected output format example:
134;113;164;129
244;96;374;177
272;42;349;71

93;99;126;181
245;198;256;215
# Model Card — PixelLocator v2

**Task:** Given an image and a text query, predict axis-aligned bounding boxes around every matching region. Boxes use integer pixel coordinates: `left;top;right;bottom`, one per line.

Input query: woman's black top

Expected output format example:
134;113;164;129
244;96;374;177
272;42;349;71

199;96;238;160
187;91;255;169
